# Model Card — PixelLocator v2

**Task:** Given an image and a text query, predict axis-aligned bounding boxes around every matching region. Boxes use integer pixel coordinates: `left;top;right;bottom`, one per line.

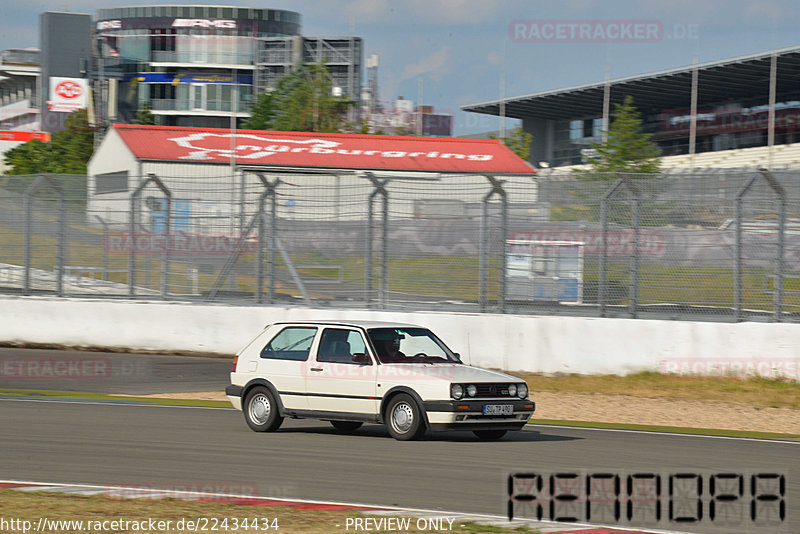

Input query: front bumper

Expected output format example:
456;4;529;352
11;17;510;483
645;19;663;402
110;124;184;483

423;399;535;431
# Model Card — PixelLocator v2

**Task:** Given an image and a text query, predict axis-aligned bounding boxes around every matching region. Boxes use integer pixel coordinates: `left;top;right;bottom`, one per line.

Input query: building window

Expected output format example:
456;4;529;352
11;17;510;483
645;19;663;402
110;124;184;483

95;171;129;195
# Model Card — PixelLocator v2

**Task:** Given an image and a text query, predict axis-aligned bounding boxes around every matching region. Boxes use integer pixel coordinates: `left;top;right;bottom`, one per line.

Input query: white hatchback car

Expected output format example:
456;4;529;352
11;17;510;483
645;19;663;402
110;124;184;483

226;320;535;440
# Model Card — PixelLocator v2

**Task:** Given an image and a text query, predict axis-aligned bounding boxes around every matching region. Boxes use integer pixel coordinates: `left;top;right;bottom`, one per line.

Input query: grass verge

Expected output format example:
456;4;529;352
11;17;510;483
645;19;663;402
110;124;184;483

517;371;800;410
0;388;231;409
0;490;537;534
529;420;800;440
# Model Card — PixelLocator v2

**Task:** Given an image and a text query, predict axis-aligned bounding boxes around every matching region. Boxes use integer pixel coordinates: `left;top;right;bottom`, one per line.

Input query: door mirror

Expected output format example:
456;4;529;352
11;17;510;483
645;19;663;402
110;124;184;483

352;352;371;365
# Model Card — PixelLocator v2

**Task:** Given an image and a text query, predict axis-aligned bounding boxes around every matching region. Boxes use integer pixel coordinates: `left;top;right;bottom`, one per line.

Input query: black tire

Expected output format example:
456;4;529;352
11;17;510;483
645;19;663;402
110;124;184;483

330;420;363;433
473;429;507;440
385;393;425;441
243;386;283;432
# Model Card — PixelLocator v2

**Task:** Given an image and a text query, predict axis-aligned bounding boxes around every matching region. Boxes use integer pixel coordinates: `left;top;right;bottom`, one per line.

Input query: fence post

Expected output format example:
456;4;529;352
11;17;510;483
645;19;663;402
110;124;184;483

479;196;488;312
269;179;278;304
733;185;752;322
776;183;786;321
630;176;641;319
600;177;625;317
129;180;137;298
256;194;267;304
129;173;172;299
365;187;374;307
759;169;786;321
381;181;388;309
206;172;279;304
735;170;785;322
95;216;110;281
734;177;750;322
23;179;34;296
23;174;65;297
480;176;508;313
364;173;388;309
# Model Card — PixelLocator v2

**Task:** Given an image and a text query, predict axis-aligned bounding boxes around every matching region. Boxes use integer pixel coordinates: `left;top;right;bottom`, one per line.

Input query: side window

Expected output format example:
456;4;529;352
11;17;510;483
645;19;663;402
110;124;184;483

318;328;369;364
260;327;317;361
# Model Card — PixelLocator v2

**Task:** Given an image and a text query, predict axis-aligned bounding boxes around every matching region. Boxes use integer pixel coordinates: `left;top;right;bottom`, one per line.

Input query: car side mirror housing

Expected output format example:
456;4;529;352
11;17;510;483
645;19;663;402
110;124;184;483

453;352;462;362
352;353;371;365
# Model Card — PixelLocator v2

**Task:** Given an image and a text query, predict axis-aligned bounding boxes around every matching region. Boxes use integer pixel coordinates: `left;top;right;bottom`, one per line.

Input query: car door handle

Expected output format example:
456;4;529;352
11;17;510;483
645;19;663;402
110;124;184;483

310;367;324;372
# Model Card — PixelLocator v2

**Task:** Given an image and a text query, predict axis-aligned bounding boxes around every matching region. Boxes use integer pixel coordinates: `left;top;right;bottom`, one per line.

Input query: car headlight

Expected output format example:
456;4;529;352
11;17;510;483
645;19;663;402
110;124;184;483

451;384;464;400
517;383;528;398
466;384;477;397
508;384;517;397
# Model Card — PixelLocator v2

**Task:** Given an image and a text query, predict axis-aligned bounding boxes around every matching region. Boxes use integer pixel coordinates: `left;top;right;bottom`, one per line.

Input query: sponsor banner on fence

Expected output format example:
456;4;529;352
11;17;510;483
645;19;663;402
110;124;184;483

105;233;257;255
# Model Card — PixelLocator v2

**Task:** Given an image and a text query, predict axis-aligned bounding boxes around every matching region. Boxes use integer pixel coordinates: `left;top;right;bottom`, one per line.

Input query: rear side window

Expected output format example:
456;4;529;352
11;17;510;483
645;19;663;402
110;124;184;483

260;327;317;361
317;328;369;364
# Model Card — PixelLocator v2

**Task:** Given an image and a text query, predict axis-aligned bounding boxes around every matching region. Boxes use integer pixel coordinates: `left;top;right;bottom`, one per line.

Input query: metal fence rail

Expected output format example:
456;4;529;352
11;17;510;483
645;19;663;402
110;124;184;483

2;169;799;322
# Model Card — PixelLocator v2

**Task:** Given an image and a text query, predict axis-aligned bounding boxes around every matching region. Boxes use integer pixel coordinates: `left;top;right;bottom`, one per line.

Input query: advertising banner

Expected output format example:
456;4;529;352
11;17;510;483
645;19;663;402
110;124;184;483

47;77;89;113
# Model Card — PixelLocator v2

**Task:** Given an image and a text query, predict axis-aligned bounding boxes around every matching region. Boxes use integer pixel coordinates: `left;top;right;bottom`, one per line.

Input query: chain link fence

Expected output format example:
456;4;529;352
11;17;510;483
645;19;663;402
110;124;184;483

2;169;799;322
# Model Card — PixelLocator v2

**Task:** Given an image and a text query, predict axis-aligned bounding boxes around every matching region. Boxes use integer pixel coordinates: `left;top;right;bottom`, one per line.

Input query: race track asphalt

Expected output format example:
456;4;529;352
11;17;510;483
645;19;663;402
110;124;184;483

0;348;797;534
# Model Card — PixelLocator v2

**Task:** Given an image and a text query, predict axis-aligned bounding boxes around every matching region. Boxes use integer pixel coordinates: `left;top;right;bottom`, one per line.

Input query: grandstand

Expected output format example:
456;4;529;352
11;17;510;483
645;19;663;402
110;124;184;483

463;45;800;171
543;141;800;176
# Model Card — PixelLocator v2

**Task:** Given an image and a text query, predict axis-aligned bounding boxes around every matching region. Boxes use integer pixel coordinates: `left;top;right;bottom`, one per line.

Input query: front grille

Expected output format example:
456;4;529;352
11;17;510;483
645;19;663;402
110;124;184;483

473;383;514;398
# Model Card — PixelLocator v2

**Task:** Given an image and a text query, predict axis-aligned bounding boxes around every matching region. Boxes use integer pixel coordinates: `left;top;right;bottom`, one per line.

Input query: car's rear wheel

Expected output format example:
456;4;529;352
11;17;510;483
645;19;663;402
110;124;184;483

330;420;363;433
473;429;507;440
243;386;283;432
385;394;425;441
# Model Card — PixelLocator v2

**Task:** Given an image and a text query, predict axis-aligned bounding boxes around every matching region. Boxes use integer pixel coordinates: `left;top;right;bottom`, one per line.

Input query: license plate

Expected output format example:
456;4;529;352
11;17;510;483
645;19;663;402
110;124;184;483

483;404;513;415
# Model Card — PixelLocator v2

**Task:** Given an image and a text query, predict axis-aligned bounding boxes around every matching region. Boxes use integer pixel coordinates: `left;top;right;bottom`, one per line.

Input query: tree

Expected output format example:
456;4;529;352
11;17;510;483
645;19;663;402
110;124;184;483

242;90;278;130
2;139;52;175
579;95;661;176
134;102;156;125
244;62;352;133
3;109;94;175
491;126;532;161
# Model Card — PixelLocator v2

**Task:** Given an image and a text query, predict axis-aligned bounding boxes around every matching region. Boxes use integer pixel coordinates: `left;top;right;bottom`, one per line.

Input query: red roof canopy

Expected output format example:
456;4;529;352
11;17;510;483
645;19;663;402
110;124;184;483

112;124;535;174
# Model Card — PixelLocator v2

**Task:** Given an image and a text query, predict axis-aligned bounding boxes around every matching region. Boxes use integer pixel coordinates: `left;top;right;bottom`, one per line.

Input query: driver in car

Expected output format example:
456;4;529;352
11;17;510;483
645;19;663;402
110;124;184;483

374;331;406;362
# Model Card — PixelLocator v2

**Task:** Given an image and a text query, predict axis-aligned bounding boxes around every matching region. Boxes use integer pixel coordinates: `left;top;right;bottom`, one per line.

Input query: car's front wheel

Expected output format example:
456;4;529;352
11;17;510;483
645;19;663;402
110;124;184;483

243;386;283;432
473;429;507;440
385;394;425;441
330;420;363;433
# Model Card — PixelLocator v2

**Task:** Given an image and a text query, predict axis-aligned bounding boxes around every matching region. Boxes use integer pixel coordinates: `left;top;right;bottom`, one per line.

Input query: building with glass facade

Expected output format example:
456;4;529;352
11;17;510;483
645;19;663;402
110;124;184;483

95;5;302;128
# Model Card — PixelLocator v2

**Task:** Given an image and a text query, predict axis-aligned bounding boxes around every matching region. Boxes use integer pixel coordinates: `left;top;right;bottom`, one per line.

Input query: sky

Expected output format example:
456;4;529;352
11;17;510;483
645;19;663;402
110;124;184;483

3;0;800;135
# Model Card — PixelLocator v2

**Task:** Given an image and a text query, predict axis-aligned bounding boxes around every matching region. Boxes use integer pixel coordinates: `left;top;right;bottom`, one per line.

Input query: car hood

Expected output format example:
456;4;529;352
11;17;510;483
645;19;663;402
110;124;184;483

377;363;520;383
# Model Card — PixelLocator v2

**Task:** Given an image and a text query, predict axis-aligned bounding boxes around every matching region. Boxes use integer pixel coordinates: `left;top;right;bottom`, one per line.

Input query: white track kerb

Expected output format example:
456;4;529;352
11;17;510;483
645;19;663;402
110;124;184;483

0;480;689;534
1;296;799;378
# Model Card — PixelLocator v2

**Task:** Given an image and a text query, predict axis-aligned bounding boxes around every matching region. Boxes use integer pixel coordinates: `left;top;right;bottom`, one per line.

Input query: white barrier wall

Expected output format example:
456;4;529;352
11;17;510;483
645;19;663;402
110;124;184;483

1;296;798;379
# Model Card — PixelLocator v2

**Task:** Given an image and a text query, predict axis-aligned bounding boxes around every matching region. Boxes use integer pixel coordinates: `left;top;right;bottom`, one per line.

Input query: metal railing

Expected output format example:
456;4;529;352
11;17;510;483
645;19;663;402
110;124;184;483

2;169;800;322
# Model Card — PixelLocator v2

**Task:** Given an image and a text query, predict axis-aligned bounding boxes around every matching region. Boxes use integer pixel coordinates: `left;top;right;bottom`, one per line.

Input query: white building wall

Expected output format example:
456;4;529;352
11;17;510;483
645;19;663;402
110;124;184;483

87;127;140;228
87;136;539;228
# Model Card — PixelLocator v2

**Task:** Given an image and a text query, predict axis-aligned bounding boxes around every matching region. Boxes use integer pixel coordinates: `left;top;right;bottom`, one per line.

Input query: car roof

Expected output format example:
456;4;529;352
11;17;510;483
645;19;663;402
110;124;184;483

271;319;423;330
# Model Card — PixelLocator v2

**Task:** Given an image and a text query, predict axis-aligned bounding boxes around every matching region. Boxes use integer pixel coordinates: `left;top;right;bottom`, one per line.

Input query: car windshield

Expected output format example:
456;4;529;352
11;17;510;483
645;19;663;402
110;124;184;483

367;327;460;364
